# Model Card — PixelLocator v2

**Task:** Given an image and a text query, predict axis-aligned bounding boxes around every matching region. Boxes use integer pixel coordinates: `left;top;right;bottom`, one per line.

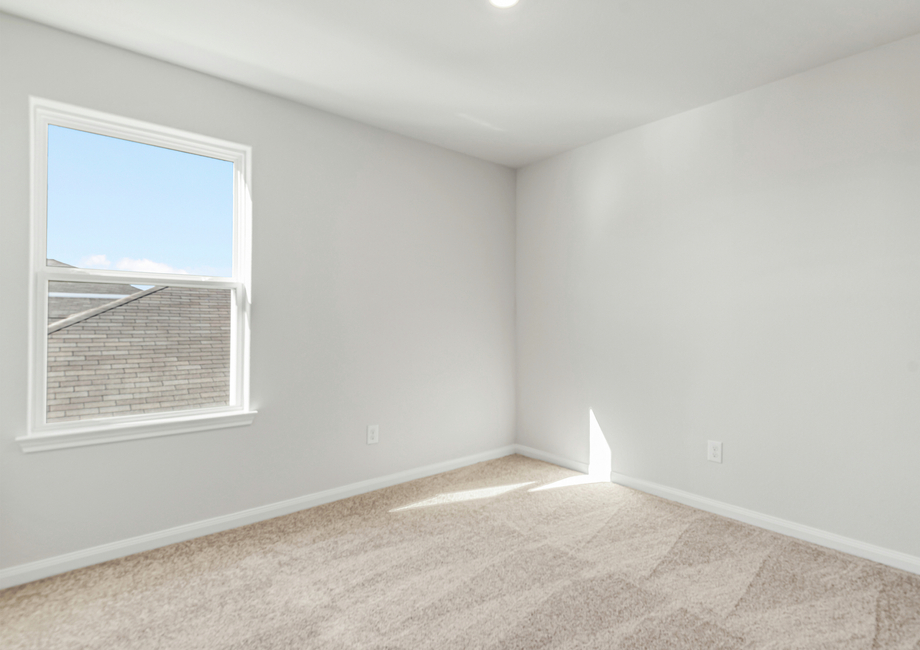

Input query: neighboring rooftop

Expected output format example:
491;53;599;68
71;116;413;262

47;285;230;422
47;259;145;326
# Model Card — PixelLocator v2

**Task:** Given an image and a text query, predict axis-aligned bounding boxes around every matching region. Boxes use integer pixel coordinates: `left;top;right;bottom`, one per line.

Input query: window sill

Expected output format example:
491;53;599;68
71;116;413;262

17;409;258;453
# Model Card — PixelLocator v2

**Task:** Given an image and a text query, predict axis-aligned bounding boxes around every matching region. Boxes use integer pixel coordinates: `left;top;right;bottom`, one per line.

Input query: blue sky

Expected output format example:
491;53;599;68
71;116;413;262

46;125;234;277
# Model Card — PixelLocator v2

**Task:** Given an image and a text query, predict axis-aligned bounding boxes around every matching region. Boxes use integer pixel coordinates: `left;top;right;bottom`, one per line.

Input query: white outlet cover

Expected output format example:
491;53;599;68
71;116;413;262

367;425;379;445
708;440;722;463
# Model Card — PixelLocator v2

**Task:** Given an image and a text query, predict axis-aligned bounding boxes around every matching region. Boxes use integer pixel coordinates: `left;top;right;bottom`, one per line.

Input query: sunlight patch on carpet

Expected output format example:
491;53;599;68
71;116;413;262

528;474;608;492
390;482;536;511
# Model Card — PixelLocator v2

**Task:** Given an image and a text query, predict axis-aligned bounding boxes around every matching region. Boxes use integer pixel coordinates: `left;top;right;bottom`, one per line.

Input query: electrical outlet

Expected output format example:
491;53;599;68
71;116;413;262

707;440;722;463
367;424;379;445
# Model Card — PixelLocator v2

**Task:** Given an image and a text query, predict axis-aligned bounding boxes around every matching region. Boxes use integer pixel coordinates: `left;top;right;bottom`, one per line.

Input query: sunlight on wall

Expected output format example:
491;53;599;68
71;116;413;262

390;482;535;511
529;408;612;492
588;408;611;479
395;410;613;503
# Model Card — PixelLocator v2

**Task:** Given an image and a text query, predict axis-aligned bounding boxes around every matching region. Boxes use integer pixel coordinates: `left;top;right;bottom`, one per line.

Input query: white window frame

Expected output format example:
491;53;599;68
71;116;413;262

18;98;256;453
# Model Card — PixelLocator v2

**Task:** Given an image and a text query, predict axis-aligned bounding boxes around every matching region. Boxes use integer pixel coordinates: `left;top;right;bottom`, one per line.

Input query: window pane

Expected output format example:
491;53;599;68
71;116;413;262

46;125;234;277
47;281;231;423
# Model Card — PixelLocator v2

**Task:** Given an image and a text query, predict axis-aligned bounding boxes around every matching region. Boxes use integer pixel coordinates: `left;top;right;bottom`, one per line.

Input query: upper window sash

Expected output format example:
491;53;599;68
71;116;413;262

31;98;252;285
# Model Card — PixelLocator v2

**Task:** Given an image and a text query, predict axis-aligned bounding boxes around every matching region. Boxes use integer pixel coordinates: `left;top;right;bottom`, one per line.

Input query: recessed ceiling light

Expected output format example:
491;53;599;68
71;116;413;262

490;0;520;8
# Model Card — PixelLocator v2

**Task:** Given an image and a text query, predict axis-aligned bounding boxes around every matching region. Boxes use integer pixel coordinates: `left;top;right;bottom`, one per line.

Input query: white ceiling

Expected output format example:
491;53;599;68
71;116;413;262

4;0;920;167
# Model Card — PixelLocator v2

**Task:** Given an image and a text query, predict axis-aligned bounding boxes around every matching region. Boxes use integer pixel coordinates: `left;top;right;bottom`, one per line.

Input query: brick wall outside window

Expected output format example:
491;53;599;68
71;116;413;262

46;287;230;422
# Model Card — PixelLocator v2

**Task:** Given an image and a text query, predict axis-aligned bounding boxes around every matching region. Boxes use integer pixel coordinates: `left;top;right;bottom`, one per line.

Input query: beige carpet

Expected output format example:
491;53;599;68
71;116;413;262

2;455;920;649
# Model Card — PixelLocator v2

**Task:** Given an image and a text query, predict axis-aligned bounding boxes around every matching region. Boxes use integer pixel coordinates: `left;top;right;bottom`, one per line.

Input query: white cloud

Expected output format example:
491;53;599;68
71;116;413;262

114;258;188;274
81;254;112;269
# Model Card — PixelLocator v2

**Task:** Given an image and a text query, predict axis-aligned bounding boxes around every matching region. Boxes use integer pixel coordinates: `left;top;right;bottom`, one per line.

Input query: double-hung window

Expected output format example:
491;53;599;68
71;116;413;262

20;98;255;452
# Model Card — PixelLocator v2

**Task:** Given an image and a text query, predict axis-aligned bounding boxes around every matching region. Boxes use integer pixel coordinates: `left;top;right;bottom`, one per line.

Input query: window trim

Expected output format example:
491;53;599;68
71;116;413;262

19;97;256;453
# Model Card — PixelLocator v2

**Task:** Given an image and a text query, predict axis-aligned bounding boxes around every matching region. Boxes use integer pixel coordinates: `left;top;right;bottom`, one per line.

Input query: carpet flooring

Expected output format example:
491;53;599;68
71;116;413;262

2;454;919;649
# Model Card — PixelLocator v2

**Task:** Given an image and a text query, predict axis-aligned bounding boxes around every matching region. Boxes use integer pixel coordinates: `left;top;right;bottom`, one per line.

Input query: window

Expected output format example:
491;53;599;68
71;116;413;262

19;98;255;452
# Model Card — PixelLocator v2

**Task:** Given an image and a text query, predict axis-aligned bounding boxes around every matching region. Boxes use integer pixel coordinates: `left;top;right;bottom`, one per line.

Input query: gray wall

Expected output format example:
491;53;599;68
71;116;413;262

516;33;920;557
0;14;516;569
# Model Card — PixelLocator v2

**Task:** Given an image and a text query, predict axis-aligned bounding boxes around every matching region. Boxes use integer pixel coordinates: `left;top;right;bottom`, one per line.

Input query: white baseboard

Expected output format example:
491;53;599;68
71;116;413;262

513;444;588;474
0;445;517;590
11;446;913;590
610;472;920;577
